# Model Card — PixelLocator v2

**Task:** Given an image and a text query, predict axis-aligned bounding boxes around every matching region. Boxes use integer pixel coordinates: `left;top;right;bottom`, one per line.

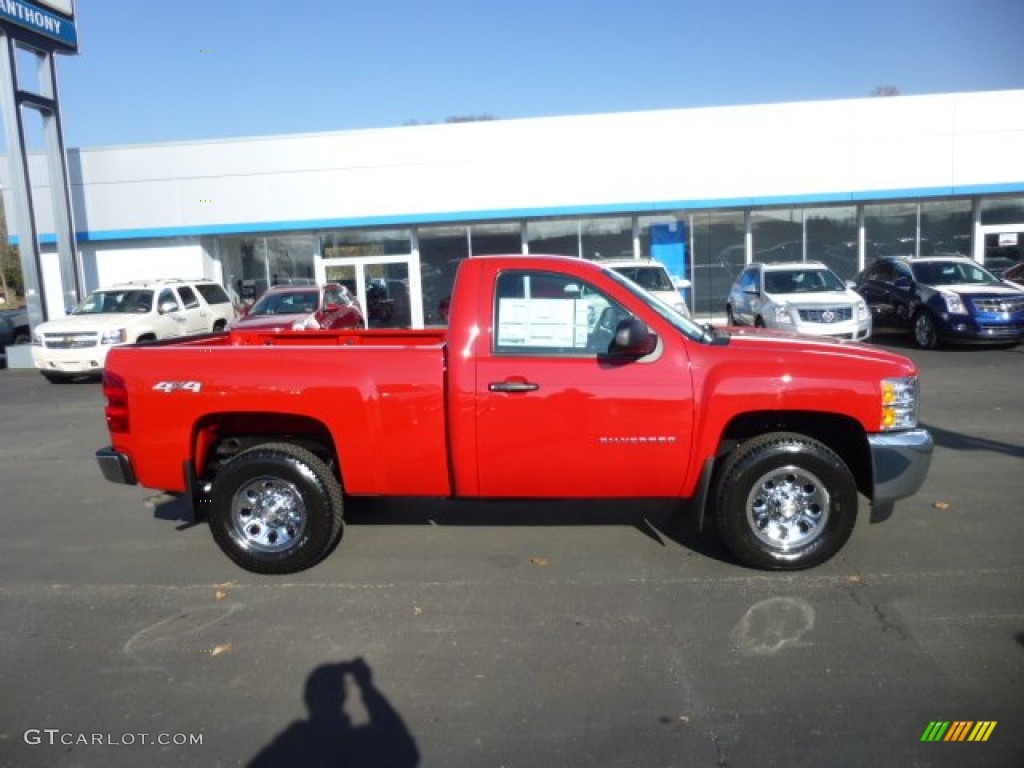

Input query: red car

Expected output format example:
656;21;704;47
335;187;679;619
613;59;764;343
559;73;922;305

232;283;363;331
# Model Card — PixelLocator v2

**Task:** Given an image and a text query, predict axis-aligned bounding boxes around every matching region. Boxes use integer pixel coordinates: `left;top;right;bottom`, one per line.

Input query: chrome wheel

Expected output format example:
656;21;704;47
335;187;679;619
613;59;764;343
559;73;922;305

745;465;830;551
229;476;307;553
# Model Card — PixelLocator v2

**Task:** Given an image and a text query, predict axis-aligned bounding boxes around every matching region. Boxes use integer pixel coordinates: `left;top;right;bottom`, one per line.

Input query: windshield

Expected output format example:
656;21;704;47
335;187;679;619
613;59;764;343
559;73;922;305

73;289;154;315
764;269;845;294
911;261;1000;286
603;268;707;342
611;265;674;292
249;290;319;316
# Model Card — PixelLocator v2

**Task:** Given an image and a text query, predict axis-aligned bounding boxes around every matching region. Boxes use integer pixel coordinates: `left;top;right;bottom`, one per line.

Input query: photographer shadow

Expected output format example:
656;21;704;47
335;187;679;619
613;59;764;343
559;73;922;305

248;657;419;768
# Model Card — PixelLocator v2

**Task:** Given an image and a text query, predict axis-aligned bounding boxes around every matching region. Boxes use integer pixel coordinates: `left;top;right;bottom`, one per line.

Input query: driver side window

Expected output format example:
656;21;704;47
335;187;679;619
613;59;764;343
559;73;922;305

493;270;632;356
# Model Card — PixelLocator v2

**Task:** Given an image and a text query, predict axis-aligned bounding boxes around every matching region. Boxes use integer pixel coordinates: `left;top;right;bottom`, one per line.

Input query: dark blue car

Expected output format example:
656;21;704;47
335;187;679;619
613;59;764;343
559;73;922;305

854;256;1024;348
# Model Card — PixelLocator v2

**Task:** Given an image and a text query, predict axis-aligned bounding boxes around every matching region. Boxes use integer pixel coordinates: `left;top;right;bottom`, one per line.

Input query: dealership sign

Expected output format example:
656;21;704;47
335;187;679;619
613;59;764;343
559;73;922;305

0;0;77;51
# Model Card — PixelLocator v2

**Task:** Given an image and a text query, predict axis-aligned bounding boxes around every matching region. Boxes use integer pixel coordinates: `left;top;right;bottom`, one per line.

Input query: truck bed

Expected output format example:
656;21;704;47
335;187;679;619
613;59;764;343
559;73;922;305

104;328;451;496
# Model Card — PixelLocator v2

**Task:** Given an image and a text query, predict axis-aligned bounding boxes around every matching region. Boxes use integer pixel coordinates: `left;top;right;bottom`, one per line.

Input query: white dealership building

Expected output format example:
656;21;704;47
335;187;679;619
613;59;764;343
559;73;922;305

4;88;1024;324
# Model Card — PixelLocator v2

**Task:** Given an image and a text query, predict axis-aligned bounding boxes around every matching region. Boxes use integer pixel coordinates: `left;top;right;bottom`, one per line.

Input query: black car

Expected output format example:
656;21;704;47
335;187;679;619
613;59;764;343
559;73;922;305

853;256;1024;348
0;307;30;350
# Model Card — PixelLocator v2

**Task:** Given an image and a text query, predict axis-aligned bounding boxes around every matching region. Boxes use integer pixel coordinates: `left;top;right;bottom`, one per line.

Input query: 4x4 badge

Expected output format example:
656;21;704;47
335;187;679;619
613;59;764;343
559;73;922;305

153;381;202;393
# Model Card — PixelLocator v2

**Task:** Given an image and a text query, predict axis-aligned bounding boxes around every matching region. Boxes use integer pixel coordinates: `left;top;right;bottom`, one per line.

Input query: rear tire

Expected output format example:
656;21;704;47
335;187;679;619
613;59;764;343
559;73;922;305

208;442;344;574
714;432;858;570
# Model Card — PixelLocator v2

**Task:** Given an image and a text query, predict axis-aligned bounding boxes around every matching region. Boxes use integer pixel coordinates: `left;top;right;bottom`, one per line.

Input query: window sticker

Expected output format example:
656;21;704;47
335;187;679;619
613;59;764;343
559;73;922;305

497;298;590;349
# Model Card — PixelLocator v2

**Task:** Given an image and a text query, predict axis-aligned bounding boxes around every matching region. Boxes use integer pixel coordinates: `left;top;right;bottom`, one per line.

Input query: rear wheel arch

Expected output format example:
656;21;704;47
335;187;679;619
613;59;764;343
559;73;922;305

192;412;341;490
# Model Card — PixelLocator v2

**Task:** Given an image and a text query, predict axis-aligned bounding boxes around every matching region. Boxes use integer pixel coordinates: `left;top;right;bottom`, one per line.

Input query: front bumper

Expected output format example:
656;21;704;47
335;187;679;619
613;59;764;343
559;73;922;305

96;446;137;485
33;345;112;373
936;319;1024;345
867;429;933;506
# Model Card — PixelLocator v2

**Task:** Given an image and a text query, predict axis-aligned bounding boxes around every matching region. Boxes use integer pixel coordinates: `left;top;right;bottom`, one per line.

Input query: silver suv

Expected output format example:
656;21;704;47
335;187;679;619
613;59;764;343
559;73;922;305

32;278;237;382
727;262;871;340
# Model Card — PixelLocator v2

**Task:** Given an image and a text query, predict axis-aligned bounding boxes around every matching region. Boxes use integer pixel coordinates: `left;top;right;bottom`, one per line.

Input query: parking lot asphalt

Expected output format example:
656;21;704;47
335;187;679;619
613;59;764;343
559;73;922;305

0;340;1022;768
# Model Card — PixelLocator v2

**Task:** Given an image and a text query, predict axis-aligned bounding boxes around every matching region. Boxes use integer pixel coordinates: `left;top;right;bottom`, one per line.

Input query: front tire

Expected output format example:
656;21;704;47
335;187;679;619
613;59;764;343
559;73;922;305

714;432;858;570
912;311;939;349
208;442;344;574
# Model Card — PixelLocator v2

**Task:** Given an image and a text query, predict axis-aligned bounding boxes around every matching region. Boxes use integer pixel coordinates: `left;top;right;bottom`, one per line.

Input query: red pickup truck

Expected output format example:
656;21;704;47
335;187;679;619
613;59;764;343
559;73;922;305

96;255;933;574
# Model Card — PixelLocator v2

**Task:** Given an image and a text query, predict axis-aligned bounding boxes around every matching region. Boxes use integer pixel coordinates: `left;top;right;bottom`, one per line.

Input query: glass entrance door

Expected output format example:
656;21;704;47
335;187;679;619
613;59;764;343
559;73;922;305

322;256;418;329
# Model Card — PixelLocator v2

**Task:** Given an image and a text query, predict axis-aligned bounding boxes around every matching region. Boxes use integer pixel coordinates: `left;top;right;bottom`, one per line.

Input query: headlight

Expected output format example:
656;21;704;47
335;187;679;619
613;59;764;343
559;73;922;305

773;304;794;324
880;376;919;431
32;331;43;346
940;292;966;314
101;329;127;345
856;301;869;320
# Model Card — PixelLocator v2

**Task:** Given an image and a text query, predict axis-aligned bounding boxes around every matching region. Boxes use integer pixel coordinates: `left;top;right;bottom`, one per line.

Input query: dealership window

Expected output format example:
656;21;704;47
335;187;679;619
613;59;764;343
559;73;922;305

979;196;1024;267
805;205;858;279
218;234;315;306
321;228;412;258
690;211;745;317
639;214;691;306
920;200;972;257
980;196;1024;225
865;202;919;259
267;234;315;287
752;207;803;263
469;221;523;256
419;225;469;326
526;218;580;257
581;216;633;261
220;236;269;306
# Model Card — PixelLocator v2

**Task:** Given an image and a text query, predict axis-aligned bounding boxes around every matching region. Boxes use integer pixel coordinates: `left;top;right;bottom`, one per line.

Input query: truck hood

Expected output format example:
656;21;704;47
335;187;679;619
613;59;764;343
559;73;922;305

723;325;914;369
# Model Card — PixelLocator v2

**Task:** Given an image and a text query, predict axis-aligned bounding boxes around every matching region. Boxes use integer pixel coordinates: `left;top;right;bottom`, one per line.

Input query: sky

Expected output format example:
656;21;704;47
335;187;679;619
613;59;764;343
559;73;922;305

16;0;1024;149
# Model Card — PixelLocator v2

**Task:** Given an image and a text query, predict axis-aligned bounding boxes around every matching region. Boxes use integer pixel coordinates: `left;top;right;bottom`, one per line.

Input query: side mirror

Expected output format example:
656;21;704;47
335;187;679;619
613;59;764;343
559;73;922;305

159;301;179;314
894;276;913;292
608;317;658;358
743;287;760;296
324;303;341;313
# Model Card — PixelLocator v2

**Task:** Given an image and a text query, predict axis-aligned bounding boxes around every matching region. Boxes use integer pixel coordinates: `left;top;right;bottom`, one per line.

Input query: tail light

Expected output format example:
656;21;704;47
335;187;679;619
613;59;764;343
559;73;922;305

103;370;130;433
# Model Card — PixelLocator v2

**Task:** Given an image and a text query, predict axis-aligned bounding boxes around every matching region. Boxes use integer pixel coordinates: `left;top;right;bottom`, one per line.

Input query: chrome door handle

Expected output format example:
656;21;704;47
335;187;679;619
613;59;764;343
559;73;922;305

488;381;539;393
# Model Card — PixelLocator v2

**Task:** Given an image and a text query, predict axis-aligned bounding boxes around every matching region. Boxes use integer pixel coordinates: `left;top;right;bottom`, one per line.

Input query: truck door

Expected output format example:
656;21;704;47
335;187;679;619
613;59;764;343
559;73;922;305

473;269;693;498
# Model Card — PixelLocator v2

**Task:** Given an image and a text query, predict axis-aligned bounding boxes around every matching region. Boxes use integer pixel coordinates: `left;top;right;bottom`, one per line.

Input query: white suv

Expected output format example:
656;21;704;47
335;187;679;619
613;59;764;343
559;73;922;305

598;258;691;317
726;261;871;340
32;279;237;382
